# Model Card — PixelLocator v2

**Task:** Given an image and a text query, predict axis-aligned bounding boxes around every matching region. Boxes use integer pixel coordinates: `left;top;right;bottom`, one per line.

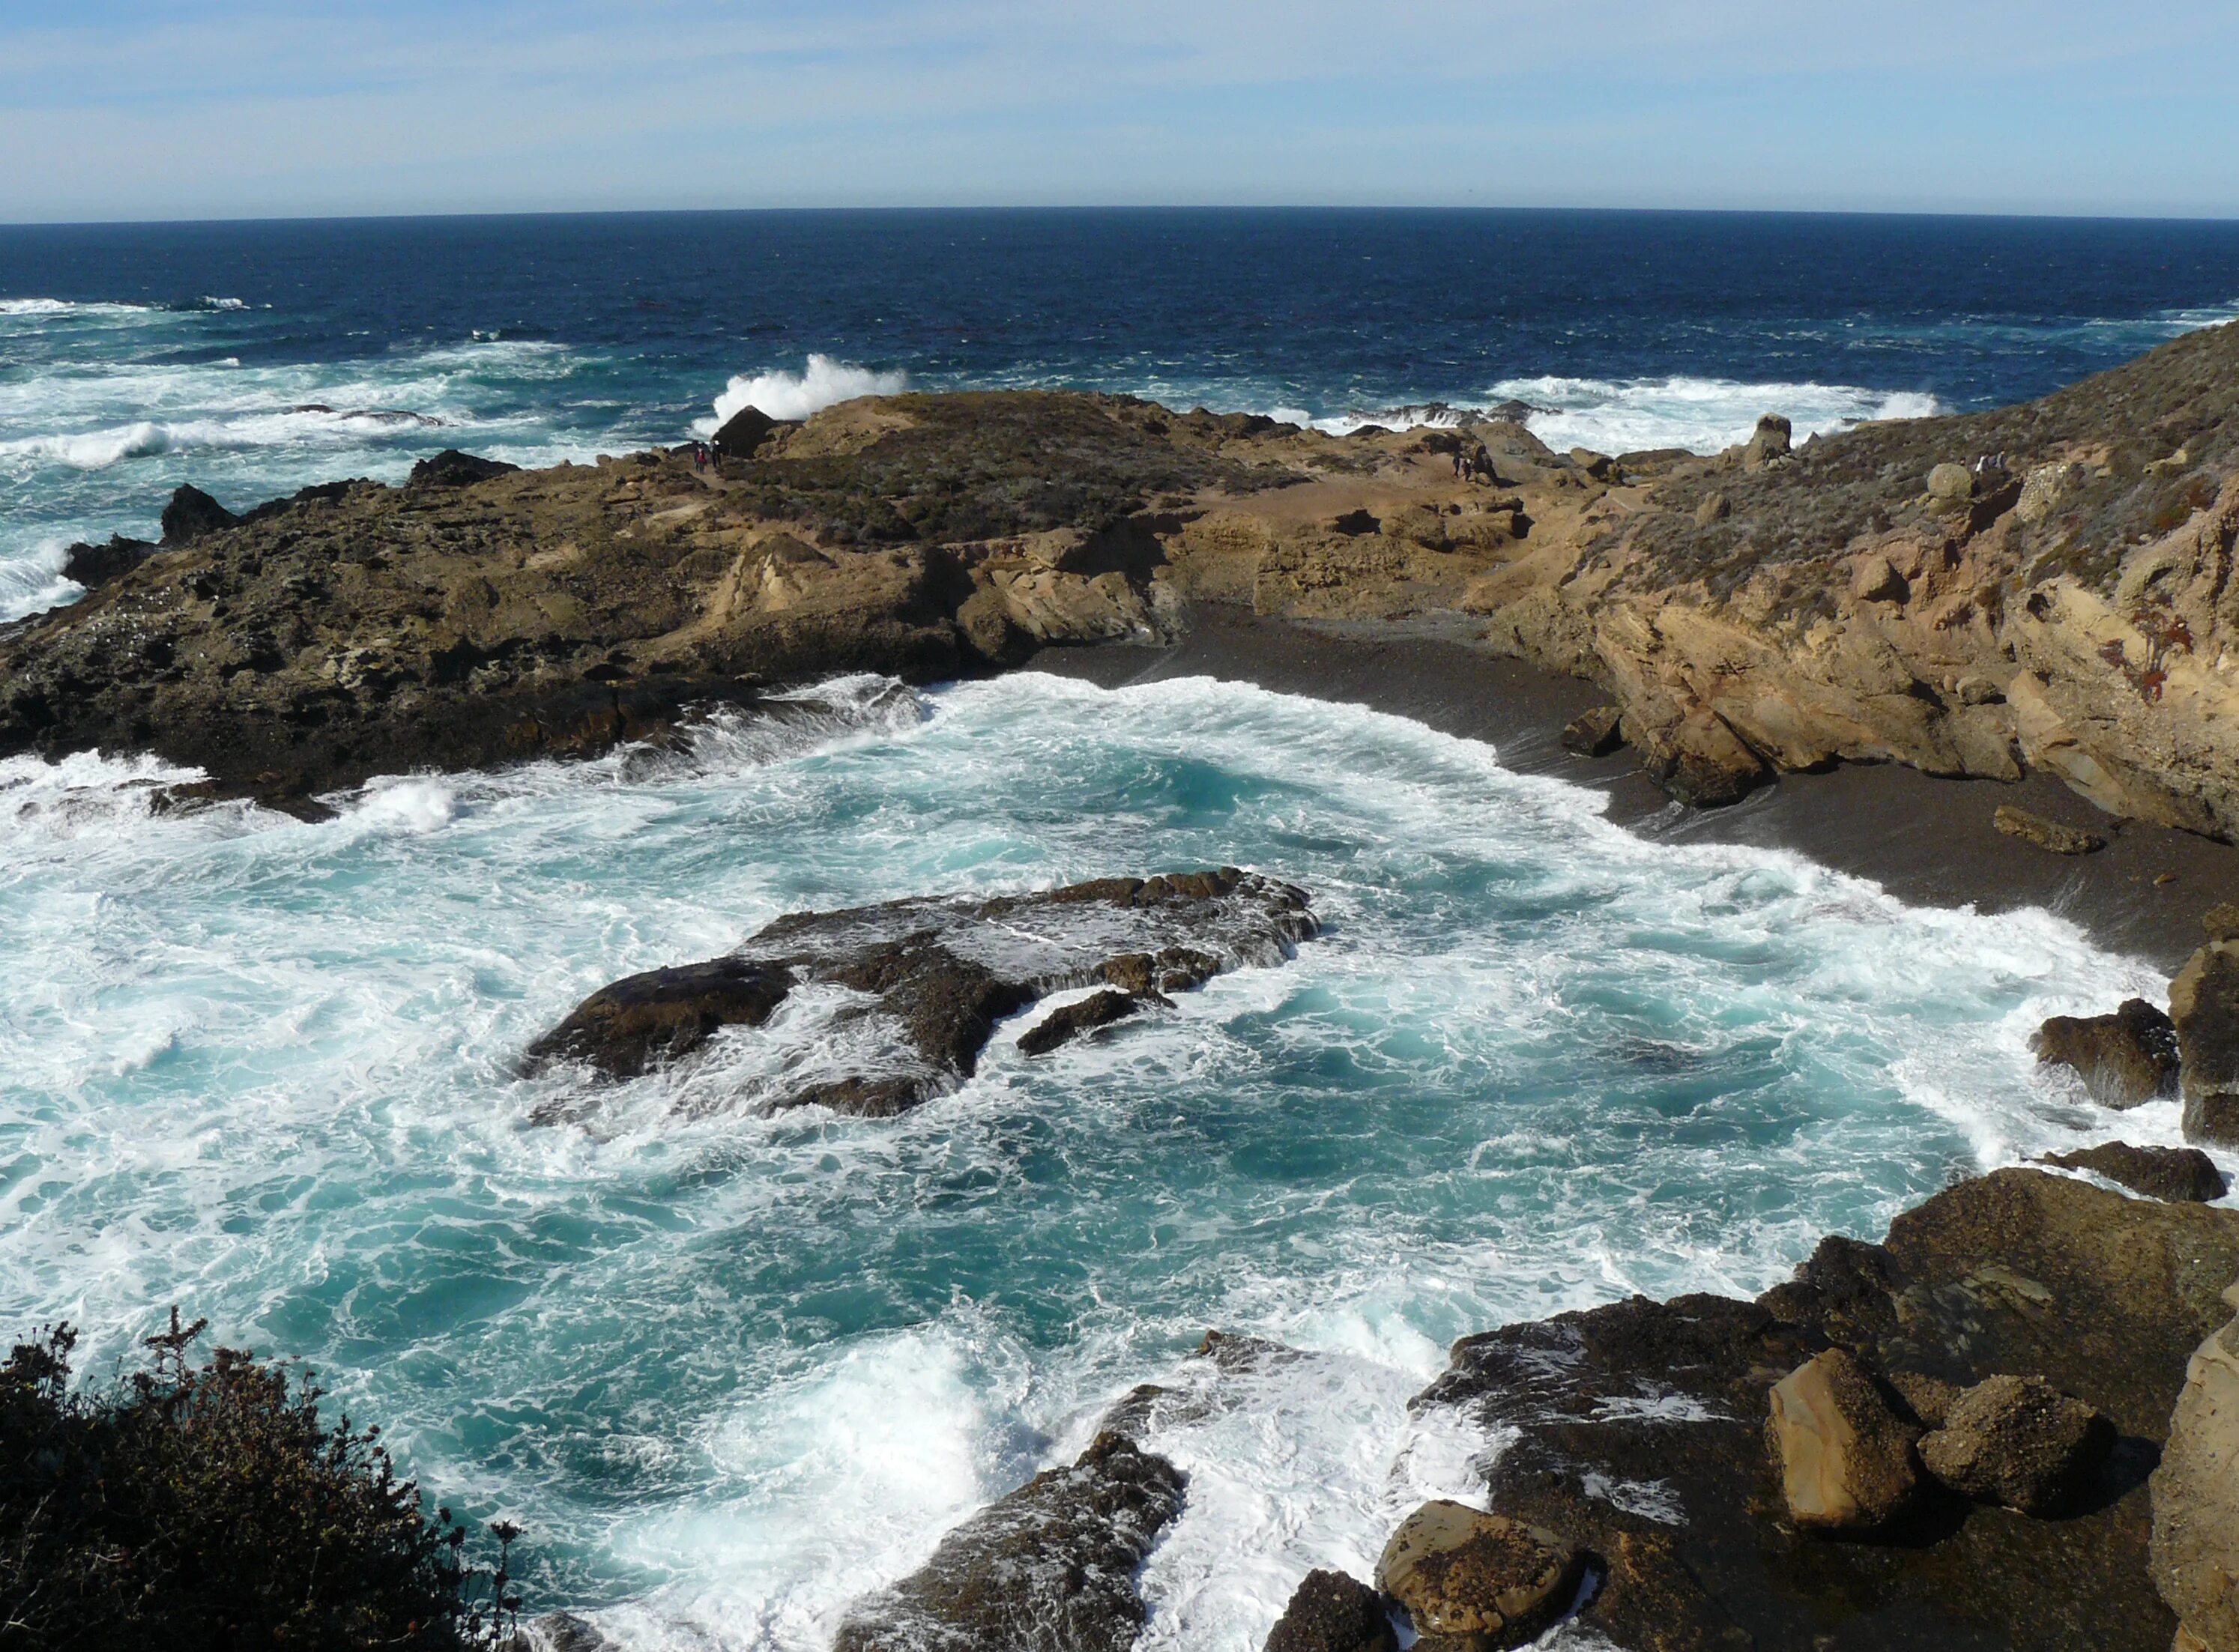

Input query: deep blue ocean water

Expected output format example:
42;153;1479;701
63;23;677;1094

0;211;2233;1649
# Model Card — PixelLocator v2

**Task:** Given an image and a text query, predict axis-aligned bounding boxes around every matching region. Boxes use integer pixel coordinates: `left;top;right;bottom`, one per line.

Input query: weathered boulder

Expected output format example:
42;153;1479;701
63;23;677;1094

2173;925;2239;1146
1568;448;1616;482
1559;704;1625;758
1918;1374;2115;1515
1741;414;1792;471
530;869;1314;1116
832;1431;1185;1652
406;448;520;488
1851;551;1909;604
1927;462;1977;503
1693;491;1731;526
1624;701;1768;808
2039;1141;2225;1202
2031;999;2181;1108
1374;1501;1583;1651
1765;1348;1923;1531
1995;804;2106;856
158;483;237;545
1263;1568;1398;1652
1017;987;1152;1056
2151;1286;2239;1652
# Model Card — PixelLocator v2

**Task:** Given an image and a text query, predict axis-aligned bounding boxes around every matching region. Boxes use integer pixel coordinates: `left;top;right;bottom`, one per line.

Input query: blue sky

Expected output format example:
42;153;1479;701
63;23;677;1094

4;0;2237;222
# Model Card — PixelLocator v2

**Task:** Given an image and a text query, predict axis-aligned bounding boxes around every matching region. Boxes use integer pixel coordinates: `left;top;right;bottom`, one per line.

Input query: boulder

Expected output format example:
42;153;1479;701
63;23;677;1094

833;1431;1185;1652
1018;987;1151;1056
1568;448;1616;482
406;449;520;488
530;870;1315;1116
1263;1569;1398;1652
1374;1501;1583;1651
1927;462;1977;504
711;403;788;459
1918;1374;2115;1516
2031;999;2181;1107
2151;1287;2239;1652
1693;491;1731;526
1765;1348;1923;1531
1624;701;1768;808
2173;925;2239;1146
159;484;237;545
2039;1142;2226;1202
1559;704;1625;758
1741;414;1792;471
1994;804;2106;856
1850;551;1909;605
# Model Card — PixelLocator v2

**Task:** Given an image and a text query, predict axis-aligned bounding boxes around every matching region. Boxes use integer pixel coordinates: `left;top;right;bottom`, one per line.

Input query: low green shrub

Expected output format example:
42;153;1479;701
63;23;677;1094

0;1310;522;1651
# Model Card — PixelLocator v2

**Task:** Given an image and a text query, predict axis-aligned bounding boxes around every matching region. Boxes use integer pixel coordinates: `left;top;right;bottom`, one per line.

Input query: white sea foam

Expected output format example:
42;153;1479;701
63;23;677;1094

694;354;908;434
0;669;2206;1652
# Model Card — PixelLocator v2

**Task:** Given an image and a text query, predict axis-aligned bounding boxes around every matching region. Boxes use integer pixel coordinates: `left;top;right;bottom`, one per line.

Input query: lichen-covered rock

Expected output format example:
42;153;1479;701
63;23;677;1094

1374;1501;1583;1651
2031;999;2181;1108
832;1431;1185;1652
1263;1568;1398;1652
2040;1141;2226;1202
1918;1374;2115;1515
2152;1286;2239;1652
529;869;1314;1116
1765;1349;1922;1531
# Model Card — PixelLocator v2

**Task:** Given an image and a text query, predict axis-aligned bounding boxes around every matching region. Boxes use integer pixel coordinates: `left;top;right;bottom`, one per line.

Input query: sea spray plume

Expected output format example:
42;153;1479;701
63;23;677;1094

697;354;907;432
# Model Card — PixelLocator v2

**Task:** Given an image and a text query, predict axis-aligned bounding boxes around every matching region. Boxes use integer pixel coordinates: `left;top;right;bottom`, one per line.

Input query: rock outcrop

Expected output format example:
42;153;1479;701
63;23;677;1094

2031;999;2181;1108
831;1430;1185;1652
2152;1284;2239;1652
2039;1141;2226;1202
2174;915;2239;1145
528;869;1314;1116
1412;1168;2239;1650
1263;1569;1398;1652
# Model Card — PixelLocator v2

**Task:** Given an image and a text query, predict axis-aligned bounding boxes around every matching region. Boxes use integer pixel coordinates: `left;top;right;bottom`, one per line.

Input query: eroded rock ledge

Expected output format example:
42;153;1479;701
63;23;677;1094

526;868;1315;1117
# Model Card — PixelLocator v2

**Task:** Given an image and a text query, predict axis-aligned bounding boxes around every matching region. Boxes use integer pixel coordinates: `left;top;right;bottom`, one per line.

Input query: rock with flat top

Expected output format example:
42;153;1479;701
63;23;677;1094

1264;1568;1398;1652
1918;1374;2114;1516
1766;1349;1923;1531
1376;1501;1582;1651
1995;805;2106;856
2031;999;2180;1108
2039;1141;2225;1202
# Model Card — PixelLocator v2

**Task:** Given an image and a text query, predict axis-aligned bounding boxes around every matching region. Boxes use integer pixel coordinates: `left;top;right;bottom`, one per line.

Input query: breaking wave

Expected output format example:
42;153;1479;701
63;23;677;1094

695;354;908;433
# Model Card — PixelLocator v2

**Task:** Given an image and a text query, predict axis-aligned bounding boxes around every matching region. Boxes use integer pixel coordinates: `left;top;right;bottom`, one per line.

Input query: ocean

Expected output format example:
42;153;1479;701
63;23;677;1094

1;208;2234;1648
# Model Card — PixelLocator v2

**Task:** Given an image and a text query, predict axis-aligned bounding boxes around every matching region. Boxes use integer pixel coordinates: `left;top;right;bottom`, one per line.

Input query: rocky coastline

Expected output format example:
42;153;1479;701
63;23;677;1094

13;326;2239;1649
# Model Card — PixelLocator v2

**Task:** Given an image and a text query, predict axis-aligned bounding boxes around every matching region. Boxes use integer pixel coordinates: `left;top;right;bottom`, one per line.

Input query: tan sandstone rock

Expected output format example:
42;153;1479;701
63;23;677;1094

2173;925;2239;1146
2154;1283;2239;1652
1766;1349;1923;1531
1375;1501;1583;1651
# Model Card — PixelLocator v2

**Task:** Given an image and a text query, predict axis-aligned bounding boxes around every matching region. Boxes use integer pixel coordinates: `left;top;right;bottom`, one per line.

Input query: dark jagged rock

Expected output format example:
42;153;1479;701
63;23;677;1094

1918;1374;2114;1516
406;448;520;488
530;869;1314;1116
831;1430;1185;1652
2039;1141;2226;1202
524;958;794;1079
2031;999;2181;1107
60;533;158;589
1414;1168;2239;1650
1263;1568;1397;1652
159;483;236;546
1018;987;1152;1056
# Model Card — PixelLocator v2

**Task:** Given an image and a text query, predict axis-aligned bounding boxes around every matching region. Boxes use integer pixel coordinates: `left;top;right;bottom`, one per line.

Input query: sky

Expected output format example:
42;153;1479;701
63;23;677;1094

3;0;2237;223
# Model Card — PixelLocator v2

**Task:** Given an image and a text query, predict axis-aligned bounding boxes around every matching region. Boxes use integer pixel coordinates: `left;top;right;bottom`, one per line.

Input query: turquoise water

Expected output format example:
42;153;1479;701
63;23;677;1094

0;669;2178;1649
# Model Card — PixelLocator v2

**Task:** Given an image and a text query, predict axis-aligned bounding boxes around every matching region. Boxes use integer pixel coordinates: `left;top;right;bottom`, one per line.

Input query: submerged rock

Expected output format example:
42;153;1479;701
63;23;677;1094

2031;999;2181;1108
1018;987;1152;1056
1766;1348;1922;1531
2039;1140;2225;1202
1263;1568;1396;1652
529;868;1314;1116
831;1430;1185;1652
